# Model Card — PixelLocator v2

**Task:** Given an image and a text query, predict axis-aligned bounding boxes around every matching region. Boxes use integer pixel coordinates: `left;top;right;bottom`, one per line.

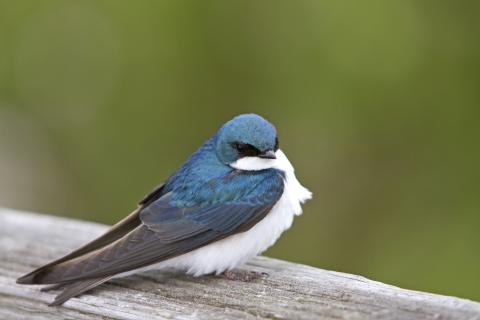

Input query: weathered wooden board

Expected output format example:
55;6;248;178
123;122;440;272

0;208;479;320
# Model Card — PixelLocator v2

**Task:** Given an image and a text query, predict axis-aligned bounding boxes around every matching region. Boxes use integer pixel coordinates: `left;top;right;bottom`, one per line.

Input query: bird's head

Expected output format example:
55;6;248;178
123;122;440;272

216;114;279;170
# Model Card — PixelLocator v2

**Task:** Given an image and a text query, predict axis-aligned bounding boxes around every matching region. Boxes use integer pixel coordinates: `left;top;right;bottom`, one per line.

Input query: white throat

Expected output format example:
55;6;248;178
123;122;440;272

230;150;285;171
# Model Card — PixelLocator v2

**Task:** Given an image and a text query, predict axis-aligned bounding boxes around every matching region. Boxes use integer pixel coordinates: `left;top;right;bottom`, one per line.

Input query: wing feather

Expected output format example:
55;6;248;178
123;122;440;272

49;276;113;306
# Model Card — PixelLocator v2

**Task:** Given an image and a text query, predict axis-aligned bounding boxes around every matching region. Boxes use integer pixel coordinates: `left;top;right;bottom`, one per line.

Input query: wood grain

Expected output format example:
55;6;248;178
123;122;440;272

1;208;479;320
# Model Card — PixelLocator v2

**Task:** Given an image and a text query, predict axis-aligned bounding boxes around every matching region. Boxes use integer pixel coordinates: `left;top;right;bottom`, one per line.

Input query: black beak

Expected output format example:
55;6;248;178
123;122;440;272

258;150;276;159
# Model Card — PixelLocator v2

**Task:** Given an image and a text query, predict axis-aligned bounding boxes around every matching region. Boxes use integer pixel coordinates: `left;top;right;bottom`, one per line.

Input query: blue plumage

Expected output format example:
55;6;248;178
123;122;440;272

141;169;284;236
215;114;278;163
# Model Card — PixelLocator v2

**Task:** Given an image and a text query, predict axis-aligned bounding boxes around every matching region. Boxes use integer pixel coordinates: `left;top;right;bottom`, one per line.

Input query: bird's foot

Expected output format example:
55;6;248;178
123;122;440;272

219;270;267;282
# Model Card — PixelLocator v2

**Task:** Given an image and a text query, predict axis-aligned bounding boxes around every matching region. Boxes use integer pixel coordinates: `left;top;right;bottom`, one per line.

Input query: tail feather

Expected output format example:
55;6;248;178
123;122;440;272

17;266;57;285
49;276;112;306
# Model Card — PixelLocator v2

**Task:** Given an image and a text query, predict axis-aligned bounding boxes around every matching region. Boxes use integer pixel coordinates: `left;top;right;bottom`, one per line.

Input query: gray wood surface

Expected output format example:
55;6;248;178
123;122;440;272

0;208;479;320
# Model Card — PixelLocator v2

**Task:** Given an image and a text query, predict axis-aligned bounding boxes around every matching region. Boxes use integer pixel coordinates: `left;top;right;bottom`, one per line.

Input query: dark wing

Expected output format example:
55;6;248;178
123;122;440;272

17;184;165;285
26;170;284;284
49;277;113;306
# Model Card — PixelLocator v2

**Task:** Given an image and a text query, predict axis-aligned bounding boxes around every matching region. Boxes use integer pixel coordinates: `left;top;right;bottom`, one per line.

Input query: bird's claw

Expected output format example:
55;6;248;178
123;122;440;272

219;270;267;282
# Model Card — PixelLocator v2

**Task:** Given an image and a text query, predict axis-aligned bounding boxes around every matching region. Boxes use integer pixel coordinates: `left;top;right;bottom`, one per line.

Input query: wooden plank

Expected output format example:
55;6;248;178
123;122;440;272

0;208;479;320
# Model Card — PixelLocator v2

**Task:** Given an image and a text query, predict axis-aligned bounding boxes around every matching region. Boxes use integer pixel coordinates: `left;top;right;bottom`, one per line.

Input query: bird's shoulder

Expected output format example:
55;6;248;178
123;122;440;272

167;167;285;208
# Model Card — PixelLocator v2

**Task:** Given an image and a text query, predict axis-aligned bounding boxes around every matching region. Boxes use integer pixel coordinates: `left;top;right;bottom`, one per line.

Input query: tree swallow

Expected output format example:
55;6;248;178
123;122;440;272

17;113;312;305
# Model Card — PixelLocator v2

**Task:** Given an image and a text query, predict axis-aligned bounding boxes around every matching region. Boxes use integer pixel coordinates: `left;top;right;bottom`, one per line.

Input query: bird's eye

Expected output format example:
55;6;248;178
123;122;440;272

274;137;279;151
231;142;260;157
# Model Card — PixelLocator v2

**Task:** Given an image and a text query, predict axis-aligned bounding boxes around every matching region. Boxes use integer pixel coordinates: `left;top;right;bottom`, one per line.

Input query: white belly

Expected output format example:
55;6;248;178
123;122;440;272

121;150;312;277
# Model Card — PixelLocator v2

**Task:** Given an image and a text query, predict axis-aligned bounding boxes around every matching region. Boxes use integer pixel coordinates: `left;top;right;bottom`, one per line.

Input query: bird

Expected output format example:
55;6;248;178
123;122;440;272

16;113;312;306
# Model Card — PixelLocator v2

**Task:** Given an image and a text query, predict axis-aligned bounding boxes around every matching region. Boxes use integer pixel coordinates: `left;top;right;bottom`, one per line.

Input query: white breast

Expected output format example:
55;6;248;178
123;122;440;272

119;149;312;278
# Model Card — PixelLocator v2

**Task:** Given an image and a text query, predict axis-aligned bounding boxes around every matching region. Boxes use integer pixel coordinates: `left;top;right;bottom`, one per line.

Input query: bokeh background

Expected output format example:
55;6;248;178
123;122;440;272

1;1;479;301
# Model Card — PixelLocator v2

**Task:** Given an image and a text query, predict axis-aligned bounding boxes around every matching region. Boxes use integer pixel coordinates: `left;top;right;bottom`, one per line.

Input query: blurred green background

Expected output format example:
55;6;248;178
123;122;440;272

1;1;479;301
